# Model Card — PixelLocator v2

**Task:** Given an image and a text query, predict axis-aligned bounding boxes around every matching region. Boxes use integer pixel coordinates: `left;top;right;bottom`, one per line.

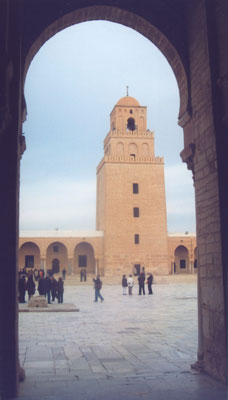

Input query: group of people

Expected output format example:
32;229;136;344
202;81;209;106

18;272;64;304
122;271;153;295
18;267;154;305
18;267;44;281
92;269;153;303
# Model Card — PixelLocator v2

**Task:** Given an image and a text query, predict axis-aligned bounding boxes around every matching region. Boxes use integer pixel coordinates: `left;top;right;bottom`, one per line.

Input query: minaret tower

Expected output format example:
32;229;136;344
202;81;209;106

96;95;169;276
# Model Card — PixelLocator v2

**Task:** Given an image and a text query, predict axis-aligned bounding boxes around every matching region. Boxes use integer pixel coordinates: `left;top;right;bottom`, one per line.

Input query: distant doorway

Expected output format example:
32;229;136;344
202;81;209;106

52;258;60;273
134;264;141;276
74;242;95;274
174;245;189;273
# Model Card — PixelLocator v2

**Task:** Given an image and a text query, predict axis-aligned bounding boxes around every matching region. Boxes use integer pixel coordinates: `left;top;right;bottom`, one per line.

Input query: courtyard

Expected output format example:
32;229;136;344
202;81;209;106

16;279;227;400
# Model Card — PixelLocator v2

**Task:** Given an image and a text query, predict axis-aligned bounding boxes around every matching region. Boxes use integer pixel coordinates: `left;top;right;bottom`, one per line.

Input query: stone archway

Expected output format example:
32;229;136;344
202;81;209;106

19;242;41;271
46;242;68;275
19;2;227;387
22;5;189;124
174;245;189;274
73;242;95;274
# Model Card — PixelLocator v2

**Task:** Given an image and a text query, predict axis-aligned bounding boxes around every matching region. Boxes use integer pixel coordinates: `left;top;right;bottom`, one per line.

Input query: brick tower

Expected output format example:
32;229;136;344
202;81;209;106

96;95;169;276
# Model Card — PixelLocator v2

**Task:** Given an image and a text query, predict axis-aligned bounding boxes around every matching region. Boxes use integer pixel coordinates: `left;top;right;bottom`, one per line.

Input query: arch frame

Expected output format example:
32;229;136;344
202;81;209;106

22;5;190;124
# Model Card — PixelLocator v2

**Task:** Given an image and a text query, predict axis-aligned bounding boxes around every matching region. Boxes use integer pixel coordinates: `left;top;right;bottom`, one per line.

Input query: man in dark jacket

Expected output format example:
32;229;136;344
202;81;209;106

147;273;153;294
44;274;52;304
26;274;36;300
38;276;45;295
18;275;26;303
50;276;58;301
122;275;128;295
138;272;145;295
93;275;104;302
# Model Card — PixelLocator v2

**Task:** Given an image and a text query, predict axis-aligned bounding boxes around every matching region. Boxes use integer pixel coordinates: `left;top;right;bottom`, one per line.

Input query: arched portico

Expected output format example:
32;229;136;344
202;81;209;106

46;242;68;275
18;241;41;270
174;245;190;274
73;242;95;274
0;1;227;397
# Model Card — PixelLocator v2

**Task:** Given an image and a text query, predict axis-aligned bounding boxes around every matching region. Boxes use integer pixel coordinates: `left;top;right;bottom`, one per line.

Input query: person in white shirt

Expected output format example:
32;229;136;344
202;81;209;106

127;274;134;295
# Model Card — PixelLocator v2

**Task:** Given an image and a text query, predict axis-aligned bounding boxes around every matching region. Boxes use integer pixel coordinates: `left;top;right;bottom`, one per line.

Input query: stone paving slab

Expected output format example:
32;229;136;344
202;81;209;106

14;282;227;400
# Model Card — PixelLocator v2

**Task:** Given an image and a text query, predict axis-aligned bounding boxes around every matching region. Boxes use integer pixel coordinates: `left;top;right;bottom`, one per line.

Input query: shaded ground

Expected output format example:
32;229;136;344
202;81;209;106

16;281;227;400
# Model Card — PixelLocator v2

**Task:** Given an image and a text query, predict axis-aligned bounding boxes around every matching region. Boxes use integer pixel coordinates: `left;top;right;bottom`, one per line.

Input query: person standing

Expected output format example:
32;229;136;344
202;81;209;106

93;275;104;302
18;275;26;303
38;276;45;295
80;269;84;282
34;268;39;282
62;268;66;280
122;274;128;295
26;273;36;300
127;274;134;295
138;272;145;295
44;274;52;304
50;275;58;301
83;269;87;282
57;277;64;303
147;273;153;294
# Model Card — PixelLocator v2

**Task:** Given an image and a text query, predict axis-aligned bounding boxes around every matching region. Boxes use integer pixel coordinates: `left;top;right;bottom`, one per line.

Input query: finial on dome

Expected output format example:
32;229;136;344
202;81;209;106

126;85;129;96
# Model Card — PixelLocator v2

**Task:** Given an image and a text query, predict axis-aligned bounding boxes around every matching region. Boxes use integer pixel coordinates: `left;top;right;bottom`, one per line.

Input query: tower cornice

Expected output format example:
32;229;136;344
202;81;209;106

96;155;164;174
104;129;154;147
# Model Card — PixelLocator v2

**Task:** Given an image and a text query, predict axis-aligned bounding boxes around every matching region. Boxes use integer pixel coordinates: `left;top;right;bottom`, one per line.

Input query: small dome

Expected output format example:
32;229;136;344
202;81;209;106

116;96;140;107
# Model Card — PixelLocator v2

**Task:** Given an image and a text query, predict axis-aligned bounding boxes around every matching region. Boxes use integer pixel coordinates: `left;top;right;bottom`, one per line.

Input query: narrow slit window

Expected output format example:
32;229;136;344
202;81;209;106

133;207;139;217
133;183;139;194
134;234;139;244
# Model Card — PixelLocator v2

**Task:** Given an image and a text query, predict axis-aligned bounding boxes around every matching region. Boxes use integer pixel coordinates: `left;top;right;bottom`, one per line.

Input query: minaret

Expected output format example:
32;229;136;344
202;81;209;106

96;95;169;276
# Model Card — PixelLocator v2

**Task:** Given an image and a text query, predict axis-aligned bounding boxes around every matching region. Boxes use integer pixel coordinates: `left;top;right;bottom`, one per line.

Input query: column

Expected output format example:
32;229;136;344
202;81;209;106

40;258;46;275
68;257;73;275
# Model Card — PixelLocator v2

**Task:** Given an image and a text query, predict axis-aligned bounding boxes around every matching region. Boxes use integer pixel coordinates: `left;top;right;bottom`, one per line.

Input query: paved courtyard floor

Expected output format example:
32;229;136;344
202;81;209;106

16;281;227;400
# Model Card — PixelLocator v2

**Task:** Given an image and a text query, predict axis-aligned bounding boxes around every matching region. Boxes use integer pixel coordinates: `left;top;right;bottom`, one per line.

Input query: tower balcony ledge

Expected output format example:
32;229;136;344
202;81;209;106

97;156;164;170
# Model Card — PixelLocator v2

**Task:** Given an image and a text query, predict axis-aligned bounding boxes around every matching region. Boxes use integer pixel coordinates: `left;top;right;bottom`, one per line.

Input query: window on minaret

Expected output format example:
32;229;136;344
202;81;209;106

134;234;140;244
127;117;136;131
133;183;139;194
133;207;139;217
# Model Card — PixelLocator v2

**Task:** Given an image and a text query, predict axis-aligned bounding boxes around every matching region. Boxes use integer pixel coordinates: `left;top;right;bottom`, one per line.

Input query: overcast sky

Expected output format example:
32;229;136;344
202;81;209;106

20;21;196;233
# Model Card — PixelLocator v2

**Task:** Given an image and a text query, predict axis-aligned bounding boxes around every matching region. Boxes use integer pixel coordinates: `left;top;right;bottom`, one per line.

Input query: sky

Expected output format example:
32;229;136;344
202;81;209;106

20;21;196;233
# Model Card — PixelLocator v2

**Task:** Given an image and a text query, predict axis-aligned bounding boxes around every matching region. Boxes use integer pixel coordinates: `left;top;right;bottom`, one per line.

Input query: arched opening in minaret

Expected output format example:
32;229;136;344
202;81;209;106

18;17;197;398
127;117;136;131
